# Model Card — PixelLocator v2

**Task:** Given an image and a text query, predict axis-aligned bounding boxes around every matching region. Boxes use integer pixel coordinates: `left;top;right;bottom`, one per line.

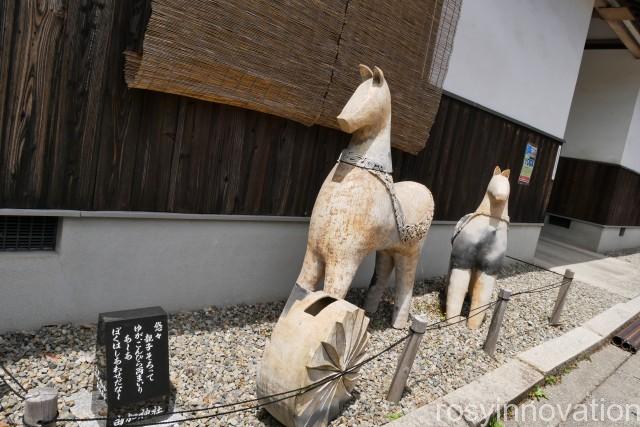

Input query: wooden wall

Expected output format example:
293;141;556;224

0;0;560;223
394;96;560;223
548;157;640;226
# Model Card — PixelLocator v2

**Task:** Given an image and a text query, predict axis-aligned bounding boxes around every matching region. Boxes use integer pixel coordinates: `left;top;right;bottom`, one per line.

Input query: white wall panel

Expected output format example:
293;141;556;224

443;0;593;138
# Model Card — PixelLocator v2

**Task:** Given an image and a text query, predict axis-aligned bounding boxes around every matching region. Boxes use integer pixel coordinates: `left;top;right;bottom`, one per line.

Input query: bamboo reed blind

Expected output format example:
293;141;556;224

125;0;461;154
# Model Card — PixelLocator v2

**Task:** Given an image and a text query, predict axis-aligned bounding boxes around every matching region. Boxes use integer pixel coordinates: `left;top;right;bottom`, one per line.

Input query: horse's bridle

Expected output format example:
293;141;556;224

338;149;392;174
337;149;430;244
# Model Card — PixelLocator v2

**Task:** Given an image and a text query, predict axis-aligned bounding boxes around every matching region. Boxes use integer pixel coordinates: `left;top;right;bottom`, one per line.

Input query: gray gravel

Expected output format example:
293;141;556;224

0;258;634;426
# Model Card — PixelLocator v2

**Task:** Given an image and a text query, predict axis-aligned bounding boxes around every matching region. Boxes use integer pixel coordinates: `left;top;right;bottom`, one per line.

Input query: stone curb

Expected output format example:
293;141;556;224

582;302;639;338
516;327;601;374
386;295;640;426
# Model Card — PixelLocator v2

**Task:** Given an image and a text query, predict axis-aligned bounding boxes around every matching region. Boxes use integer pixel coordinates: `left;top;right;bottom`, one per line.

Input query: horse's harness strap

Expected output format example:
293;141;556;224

338;150;429;244
451;212;510;244
338;150;393;174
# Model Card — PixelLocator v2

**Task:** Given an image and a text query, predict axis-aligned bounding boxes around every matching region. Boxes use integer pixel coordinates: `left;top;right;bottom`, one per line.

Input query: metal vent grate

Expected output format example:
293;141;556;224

0;216;58;251
548;215;571;229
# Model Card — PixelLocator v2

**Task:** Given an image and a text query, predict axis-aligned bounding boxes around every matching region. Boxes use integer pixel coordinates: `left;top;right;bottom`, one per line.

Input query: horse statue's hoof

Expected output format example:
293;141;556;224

391;318;410;330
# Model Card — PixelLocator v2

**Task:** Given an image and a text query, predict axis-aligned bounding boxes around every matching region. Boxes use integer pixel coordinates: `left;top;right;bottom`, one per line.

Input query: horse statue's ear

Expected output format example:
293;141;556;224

372;66;384;86
359;64;373;81
493;166;501;175
501;169;511;178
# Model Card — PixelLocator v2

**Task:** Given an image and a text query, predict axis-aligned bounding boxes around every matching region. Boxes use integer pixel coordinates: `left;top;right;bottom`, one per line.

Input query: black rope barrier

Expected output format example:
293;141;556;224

58;368;347;422
511;279;568;297
6;265;576;426
423;300;499;332
0;362;27;400
53;333;412;425
128;389;310;426
52;304;502;425
126;332;418;427
9;300;511;426
505;254;564;277
0;373;25;401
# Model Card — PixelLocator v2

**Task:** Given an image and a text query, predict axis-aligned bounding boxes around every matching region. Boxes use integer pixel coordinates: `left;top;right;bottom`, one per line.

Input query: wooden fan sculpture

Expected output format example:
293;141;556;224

446;166;511;329
257;292;370;427
297;64;435;329
257;66;434;427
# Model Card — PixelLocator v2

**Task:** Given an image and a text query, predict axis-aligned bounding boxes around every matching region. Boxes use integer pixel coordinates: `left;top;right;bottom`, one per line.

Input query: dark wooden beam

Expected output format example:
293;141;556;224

594;1;640;58
596;6;635;21
585;38;627;49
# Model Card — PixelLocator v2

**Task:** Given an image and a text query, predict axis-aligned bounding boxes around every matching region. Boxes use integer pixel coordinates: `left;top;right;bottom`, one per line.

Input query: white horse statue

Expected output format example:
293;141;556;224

446;166;511;329
295;64;435;328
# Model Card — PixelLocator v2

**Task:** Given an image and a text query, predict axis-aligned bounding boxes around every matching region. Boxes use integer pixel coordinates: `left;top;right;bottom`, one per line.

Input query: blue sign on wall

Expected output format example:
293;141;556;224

519;143;537;185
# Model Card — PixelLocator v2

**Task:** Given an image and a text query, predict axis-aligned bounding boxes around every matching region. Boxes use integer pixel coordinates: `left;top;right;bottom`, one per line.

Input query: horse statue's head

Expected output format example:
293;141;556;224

336;64;391;135
487;166;511;202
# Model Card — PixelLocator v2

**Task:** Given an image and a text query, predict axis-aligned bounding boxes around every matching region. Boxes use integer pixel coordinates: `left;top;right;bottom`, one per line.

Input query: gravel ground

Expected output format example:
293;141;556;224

0;259;634;426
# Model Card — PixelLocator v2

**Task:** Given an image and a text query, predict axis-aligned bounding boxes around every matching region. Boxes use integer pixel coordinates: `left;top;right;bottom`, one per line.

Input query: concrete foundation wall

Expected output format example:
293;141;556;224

598;226;640;254
0;213;541;332
542;214;640;253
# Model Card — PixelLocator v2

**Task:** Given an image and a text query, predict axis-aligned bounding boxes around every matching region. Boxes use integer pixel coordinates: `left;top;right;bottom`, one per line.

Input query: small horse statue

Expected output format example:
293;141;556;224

446;166;510;329
295;64;435;329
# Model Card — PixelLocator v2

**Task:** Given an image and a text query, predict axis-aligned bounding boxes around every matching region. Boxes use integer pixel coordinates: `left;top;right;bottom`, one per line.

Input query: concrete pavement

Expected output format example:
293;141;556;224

504;344;639;426
534;237;640;299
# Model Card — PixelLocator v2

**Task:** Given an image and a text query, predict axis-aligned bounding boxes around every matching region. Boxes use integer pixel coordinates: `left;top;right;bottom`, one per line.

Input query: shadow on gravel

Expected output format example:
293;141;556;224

0;323;96;365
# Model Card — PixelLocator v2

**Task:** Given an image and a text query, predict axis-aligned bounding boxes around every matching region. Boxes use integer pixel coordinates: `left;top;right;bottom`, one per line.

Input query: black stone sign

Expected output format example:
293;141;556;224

96;306;170;425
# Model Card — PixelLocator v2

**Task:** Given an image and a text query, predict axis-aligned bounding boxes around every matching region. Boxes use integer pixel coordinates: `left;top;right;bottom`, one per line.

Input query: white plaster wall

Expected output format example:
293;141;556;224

622;91;640;173
0;214;541;332
562;50;640;172
443;0;593;138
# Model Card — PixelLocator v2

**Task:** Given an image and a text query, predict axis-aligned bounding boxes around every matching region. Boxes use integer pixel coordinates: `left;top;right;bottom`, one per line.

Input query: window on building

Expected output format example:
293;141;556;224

0;216;58;252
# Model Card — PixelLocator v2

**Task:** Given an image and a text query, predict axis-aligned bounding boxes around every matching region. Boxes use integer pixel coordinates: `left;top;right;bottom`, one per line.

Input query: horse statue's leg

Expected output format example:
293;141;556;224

363;251;395;314
446;268;471;324
296;248;325;292
468;271;495;329
323;256;364;299
391;250;420;329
